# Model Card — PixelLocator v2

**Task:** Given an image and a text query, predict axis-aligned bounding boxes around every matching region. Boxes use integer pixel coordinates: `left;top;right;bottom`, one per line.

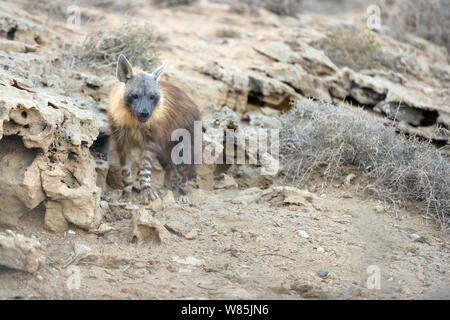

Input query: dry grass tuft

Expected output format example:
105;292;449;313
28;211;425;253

384;0;449;53
215;0;302;16
152;0;198;7
280;99;450;229
215;28;241;38
71;23;162;73
313;25;396;72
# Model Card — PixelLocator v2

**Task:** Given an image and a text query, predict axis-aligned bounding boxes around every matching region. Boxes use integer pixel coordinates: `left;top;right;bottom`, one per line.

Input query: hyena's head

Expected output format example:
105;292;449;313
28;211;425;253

116;54;166;123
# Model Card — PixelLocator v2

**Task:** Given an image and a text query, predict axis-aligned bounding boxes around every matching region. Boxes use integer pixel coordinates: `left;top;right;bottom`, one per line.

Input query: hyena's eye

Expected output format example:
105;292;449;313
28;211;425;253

149;94;155;100
130;94;139;100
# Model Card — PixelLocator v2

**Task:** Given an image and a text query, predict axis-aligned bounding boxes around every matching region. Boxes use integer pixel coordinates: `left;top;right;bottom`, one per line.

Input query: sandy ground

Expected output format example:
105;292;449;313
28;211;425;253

1;183;448;300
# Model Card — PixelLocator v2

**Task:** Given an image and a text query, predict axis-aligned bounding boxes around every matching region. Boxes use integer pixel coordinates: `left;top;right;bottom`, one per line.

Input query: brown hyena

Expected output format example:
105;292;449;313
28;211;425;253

107;55;201;204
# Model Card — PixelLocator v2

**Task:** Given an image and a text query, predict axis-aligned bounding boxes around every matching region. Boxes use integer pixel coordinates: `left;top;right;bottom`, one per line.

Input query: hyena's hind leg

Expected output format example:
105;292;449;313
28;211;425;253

139;149;159;205
171;164;190;204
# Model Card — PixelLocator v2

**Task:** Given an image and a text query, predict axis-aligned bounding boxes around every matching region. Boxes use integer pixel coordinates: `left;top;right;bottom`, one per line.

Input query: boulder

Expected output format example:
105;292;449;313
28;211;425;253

0;230;45;274
254;41;302;64
264;63;331;102
254;41;337;76
200;61;250;114
0;53;103;231
248;73;300;109
131;208;171;244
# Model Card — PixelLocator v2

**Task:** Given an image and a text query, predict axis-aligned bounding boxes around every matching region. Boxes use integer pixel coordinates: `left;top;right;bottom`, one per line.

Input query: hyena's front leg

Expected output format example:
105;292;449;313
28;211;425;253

139;149;159;204
119;152;133;202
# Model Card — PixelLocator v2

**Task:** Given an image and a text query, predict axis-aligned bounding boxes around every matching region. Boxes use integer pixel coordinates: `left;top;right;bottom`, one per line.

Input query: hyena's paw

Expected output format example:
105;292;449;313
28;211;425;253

176;195;191;205
140;187;159;205
120;190;132;203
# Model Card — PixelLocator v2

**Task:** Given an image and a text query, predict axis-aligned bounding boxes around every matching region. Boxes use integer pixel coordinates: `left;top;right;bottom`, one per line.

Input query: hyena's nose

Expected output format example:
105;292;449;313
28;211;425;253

138;110;150;122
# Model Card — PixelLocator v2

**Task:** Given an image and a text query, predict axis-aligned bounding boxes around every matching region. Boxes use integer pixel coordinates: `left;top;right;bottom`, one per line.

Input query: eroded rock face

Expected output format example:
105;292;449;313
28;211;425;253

328;67;449;140
254;41;337;76
0;9;50;45
0;230;45;274
200;61;250;114
0;136;44;226
0;52;103;231
248;73;300;109
262;63;331;102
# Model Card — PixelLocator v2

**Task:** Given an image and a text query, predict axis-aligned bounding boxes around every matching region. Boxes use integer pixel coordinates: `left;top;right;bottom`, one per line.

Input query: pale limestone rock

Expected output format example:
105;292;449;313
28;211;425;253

131;208;171;244
0;230;45;274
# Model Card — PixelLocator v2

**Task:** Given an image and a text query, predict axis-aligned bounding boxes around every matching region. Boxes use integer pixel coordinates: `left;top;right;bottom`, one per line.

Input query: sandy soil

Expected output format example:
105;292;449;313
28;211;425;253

1;183;448;300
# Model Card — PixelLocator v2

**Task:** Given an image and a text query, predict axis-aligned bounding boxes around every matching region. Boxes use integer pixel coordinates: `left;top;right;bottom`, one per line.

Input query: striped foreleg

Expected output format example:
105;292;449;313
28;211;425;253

119;151;133;202
139;149;159;204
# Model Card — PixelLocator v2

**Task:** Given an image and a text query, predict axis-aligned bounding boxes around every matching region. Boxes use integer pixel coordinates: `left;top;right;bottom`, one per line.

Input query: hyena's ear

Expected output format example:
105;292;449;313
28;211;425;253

152;63;167;81
117;54;133;83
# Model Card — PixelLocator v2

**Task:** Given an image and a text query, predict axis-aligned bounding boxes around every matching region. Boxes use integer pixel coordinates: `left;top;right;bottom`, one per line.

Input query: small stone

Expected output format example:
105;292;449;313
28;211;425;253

317;247;325;253
339;286;361;298
131;209;171;244
317;269;329;278
411;233;421;241
173;256;205;266
343;173;356;185
375;205;384;214
100;201;109;210
290;279;328;299
89;223;113;235
297;230;310;239
185;230;198;240
308;185;317;193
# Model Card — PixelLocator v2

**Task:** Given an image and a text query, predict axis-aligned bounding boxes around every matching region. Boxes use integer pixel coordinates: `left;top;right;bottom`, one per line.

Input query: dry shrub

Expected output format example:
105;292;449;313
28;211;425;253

215;0;302;16
152;0;198;6
313;25;396;71
263;0;302;16
215;28;240;38
280;99;450;229
384;0;450;53
72;23;161;73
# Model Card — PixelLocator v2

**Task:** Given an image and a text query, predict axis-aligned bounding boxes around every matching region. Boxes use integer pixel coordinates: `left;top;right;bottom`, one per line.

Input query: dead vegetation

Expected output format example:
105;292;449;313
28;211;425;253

215;27;240;38
384;0;450;53
313;25;397;72
279;99;450;229
216;0;302;16
152;0;198;7
70;23;161;73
